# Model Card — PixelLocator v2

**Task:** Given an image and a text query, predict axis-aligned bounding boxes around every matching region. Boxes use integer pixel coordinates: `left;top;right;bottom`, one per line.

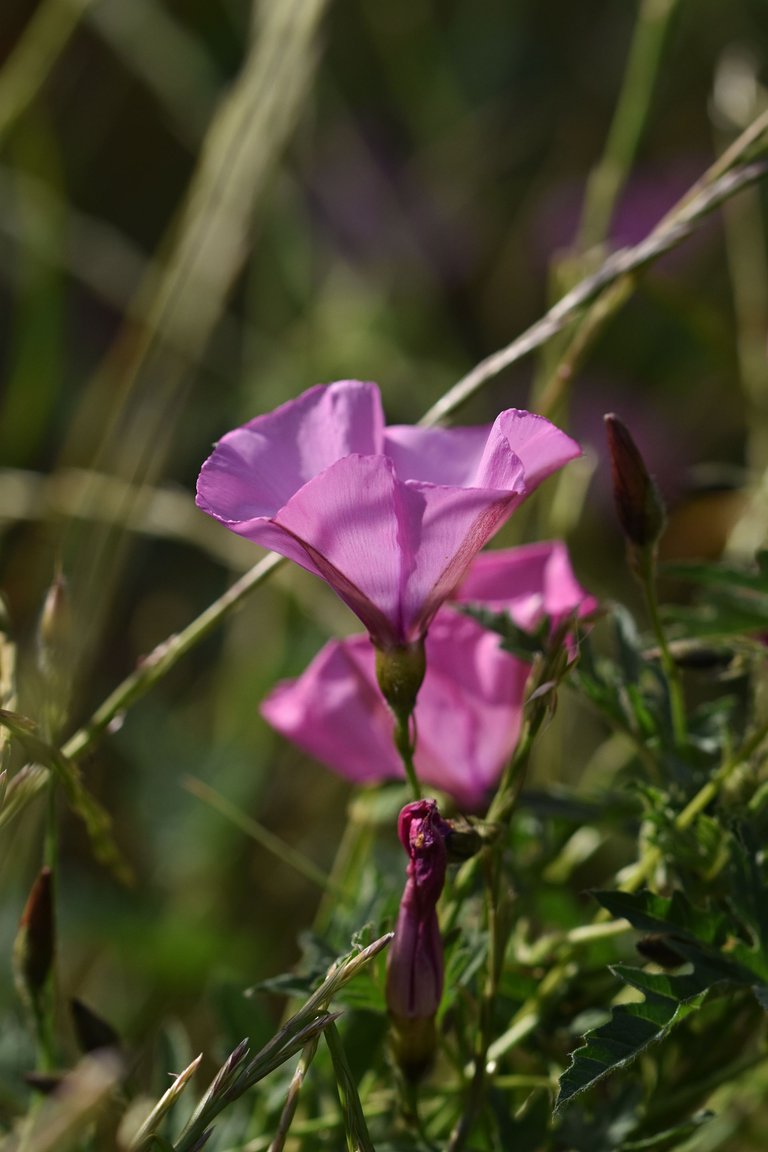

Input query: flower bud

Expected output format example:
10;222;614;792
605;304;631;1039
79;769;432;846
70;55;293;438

604;414;666;551
386;799;451;1078
37;571;73;672
14;867;54;1008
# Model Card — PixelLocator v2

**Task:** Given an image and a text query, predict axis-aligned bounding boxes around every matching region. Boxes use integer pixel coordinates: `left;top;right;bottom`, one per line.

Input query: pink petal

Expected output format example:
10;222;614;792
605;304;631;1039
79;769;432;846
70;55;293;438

455;541;597;630
261;614;529;810
414;614;528;807
476;410;581;490
397;481;526;638
383;425;494;485
196;380;384;523
274;454;410;646
260;636;401;784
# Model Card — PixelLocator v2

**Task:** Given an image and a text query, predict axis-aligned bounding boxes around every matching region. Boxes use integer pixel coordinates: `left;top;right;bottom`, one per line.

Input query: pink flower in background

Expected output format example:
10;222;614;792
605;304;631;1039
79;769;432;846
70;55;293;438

196;380;580;650
261;542;595;809
453;539;599;631
262;613;529;810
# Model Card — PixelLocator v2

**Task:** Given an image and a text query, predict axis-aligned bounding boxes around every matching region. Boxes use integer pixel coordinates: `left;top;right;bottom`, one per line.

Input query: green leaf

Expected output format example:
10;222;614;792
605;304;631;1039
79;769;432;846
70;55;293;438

661;560;768;593
458;603;546;659
592;889;727;945
556;990;698;1112
556;888;768;1111
620;1112;712;1150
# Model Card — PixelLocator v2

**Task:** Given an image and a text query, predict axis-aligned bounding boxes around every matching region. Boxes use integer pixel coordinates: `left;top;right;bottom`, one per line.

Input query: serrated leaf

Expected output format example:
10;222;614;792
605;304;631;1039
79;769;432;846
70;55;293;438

556;992;697;1112
556;888;768;1111
593;889;727;945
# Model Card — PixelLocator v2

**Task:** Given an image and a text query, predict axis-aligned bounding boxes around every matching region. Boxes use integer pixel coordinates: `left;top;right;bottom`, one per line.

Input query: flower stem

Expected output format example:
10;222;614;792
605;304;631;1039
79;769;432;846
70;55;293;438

635;546;687;748
393;713;421;802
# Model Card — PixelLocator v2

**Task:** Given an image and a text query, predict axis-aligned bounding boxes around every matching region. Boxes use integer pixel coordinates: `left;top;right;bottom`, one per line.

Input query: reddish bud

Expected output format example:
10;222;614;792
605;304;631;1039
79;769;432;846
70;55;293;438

14;867;54;1006
604;414;666;550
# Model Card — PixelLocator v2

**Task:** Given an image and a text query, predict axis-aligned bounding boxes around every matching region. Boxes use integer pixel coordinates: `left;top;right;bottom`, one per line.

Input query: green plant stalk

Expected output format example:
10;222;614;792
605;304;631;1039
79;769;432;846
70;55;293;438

622;717;768;893
577;0;680;252
184;776;342;897
447;691;551;1151
172;935;392;1152
62;552;283;763
0;0;94;144
324;1021;376;1152
393;712;421;801
635;546;687;748
533;0;679;417
267;1036;320;1152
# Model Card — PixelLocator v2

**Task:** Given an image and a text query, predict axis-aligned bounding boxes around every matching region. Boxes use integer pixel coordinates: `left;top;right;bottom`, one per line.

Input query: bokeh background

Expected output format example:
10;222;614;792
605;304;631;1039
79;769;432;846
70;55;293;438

0;0;766;1094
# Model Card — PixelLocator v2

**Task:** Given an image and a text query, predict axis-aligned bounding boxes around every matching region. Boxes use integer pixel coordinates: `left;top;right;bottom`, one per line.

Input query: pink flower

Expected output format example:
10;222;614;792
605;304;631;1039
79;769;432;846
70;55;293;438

386;799;452;1076
453;539;599;631
261;542;594;809
196;381;580;650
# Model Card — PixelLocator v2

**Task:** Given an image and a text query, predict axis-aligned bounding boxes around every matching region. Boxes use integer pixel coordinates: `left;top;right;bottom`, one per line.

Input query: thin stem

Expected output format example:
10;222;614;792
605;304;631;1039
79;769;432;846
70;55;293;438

577;0;680;252
393;713;421;802
622;717;768;893
446;689;550;1152
61;552;283;763
267;1037;320;1152
184;777;342;897
482;720;768;1068
636;548;687;747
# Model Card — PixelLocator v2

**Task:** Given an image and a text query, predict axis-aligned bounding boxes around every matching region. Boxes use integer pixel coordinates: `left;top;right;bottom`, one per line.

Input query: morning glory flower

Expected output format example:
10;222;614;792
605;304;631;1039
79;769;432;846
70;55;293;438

196;380;580;651
261;542;594;809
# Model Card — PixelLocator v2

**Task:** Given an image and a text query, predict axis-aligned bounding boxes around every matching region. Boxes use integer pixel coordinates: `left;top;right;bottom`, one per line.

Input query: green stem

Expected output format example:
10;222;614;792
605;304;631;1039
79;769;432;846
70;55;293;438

577;0;680;252
184;777;342;897
622;718;768;892
61;552;283;763
393;713;421;802
636;547;687;747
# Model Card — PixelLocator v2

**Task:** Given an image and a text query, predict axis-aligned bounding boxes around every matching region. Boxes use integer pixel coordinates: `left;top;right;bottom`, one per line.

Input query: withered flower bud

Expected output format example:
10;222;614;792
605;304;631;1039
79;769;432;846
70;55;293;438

386;799;451;1079
14;867;54;1007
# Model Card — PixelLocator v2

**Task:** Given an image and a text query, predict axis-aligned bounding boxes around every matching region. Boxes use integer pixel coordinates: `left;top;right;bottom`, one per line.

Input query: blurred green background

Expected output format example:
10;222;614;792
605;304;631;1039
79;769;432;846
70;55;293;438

0;0;766;1093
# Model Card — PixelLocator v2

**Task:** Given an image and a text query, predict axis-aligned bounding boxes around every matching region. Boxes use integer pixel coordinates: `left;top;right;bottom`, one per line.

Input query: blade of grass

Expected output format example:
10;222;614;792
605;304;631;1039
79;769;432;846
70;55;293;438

184;776;343;897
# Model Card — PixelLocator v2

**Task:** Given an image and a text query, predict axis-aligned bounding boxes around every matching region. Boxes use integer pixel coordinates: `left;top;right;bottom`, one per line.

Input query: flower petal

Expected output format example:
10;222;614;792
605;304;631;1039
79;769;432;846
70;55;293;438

260;636;401;784
414;614;528;807
476;409;581;490
383;424;494;485
455;540;597;629
196;380;385;523
275;454;411;646
397;481;525;638
261;613;529;810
